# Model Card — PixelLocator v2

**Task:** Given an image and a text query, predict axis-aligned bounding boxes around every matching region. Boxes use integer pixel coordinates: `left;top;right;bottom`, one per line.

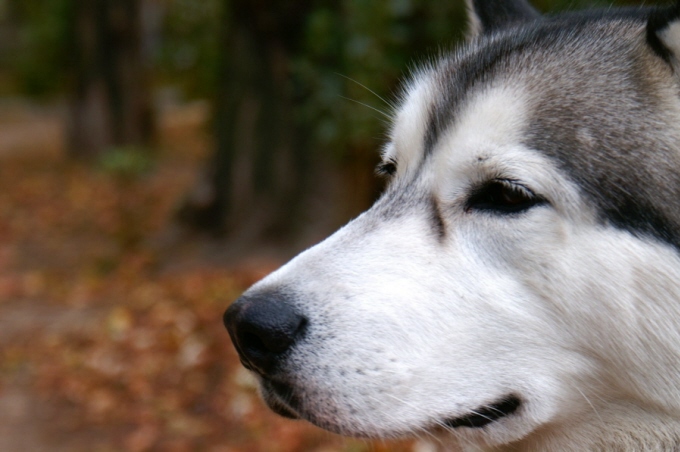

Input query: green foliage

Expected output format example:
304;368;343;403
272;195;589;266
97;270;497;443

292;0;469;157
7;0;71;97
3;0;671;149
98;146;154;180
156;0;221;98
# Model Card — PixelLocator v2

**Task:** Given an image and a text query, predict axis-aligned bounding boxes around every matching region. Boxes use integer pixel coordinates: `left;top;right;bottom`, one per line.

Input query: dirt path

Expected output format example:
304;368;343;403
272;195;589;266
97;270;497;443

0;100;201;451
0;101;64;159
0;302;110;451
0;102;67;450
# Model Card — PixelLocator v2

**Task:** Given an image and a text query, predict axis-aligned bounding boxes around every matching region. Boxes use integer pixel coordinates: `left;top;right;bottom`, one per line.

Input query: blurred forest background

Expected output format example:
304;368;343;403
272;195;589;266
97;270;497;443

0;0;659;450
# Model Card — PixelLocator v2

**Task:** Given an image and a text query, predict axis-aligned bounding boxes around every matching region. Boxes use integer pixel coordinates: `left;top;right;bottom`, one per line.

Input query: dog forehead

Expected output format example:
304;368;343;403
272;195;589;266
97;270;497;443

388;20;592;173
433;84;528;163
389;75;530;179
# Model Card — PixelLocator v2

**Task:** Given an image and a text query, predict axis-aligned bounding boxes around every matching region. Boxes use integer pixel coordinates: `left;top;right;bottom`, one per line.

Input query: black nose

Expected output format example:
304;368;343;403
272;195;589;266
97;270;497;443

223;291;307;375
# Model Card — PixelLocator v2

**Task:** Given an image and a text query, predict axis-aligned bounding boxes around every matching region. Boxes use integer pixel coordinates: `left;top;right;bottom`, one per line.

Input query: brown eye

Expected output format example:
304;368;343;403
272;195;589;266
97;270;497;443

466;180;546;214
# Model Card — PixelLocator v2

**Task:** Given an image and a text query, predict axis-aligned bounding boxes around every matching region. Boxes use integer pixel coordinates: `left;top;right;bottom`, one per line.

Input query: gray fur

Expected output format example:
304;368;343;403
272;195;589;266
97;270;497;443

425;7;680;249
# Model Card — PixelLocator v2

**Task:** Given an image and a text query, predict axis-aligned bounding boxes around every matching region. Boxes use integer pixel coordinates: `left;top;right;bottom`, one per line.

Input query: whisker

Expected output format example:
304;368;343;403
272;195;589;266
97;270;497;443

574;386;603;425
468;409;494;423
340;96;392;120
336;72;394;108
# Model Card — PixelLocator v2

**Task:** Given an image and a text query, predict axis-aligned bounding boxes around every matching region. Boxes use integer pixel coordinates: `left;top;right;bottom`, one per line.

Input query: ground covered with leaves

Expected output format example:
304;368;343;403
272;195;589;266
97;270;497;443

0;103;429;451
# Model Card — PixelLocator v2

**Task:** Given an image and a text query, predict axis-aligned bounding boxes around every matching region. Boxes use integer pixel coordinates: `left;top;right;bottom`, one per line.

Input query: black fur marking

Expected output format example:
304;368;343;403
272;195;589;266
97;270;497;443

430;196;447;241
470;0;540;35
443;395;521;428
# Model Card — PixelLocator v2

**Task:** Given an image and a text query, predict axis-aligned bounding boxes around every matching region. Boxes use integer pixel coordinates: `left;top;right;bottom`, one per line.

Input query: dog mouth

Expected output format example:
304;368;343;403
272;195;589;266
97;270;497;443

262;377;521;434
441;395;522;429
260;379;301;419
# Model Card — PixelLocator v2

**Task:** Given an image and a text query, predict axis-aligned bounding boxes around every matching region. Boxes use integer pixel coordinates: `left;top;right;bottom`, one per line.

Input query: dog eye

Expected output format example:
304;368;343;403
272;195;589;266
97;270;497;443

466;180;546;214
376;159;397;177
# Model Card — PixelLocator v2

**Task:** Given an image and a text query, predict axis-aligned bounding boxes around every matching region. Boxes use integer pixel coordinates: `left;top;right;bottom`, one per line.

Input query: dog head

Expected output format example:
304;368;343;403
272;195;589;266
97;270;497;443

225;0;680;448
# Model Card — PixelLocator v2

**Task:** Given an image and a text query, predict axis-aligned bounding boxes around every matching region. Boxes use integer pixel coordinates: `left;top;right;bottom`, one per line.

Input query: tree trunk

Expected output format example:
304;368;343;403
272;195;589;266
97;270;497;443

66;0;154;159
178;0;313;236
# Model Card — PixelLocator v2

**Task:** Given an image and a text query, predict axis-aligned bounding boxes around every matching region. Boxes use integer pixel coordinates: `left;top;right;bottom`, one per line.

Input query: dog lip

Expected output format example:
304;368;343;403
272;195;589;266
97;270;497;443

442;395;522;429
261;379;301;419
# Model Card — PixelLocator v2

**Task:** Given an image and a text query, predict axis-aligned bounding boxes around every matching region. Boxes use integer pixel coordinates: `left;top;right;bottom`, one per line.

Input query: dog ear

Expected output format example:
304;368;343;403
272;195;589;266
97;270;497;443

647;2;680;66
465;0;541;37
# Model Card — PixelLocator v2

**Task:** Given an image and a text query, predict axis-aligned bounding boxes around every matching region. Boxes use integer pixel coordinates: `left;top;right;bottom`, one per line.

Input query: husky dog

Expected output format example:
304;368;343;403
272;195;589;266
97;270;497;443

224;1;680;450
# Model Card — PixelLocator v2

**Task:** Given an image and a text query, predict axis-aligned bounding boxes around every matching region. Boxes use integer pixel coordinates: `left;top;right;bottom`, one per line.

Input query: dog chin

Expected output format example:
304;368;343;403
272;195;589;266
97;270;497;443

259;377;389;437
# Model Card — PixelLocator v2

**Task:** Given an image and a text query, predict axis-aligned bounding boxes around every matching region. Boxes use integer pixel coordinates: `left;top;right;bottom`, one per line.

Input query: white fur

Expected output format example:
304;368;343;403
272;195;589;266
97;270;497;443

247;71;680;450
383;69;438;177
464;0;483;38
659;21;680;68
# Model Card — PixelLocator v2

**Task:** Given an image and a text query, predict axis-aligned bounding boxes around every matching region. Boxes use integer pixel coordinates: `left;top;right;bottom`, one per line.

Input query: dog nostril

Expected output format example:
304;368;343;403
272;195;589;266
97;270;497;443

240;317;307;356
241;331;268;354
240;330;289;356
238;333;267;356
224;293;307;375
